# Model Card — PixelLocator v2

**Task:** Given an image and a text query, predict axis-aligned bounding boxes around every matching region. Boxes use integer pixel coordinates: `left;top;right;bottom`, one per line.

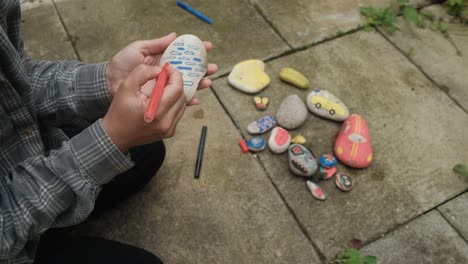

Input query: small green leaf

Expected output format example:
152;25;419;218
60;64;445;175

388;24;398;33
363;255;378;264
440;22;448;33
453;164;468;177
404;6;419;22
430;21;439;31
417;17;427;28
364;25;374;31
360;6;377;17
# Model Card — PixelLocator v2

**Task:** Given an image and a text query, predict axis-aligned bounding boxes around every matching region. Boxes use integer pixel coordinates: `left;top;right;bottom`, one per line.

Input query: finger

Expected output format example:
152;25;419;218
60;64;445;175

197;78;211;90
165;97;187;137
136;32;177;56
126;64;163;92
205;63;218;77
187;97;200;106
155;94;186;136
203;41;213;52
152;66;184;120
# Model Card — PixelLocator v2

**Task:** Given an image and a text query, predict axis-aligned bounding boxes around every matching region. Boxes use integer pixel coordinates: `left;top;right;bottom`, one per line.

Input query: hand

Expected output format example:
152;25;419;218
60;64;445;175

106;32;218;105
102;64;185;151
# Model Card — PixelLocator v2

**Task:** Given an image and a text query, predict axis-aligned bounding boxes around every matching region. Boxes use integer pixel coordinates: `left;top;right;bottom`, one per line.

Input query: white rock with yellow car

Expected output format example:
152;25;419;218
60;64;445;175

306;89;349;122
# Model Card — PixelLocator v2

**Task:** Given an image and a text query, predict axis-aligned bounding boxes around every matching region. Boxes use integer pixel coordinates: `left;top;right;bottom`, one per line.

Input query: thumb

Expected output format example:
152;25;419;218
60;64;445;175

138;32;177;56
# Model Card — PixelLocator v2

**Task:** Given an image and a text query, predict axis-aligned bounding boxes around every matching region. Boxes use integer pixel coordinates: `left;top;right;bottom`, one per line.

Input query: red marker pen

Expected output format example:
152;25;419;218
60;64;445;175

144;63;170;123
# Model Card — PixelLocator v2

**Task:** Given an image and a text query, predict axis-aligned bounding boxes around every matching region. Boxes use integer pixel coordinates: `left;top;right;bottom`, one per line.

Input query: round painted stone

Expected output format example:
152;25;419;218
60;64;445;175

306;89;349;121
228;60;270;94
306;180;327;201
159;34;207;102
276;94;308;130
319;166;337;180
268;127;291;154
334;114;373;168
288;144;318;177
319;154;338;168
247;137;266;152
335;172;353;191
247;115;276;135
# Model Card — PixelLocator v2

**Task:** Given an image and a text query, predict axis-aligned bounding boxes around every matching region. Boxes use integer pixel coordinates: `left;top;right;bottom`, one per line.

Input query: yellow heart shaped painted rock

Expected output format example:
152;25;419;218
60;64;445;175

228;60;270;94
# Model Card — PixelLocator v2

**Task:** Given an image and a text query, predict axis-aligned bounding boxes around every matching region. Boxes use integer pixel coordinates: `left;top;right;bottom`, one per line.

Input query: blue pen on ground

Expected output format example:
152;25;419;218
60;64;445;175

176;0;213;24
194;126;207;178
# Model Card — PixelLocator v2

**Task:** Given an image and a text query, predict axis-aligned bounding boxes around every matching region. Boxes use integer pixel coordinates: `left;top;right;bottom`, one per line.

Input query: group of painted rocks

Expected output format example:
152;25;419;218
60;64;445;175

229;59;373;201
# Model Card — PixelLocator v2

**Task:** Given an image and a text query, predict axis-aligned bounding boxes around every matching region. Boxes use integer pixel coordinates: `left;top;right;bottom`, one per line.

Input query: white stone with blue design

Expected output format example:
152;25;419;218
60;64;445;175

160;34;207;102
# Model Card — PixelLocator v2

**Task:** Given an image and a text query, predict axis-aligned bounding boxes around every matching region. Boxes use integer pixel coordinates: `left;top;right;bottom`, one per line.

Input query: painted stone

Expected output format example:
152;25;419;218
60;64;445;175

228;60;270;94
159;34;207;102
288;144;318;177
306;180;327;201
335;172;353;191
254;96;269;110
247;137;266;152
319;154;338;168
276;94;308;130
291;135;306;144
247;115;276;135
306;89;349;121
319;166;337;180
334;114;373;168
268;127;291;154
279;67;309;89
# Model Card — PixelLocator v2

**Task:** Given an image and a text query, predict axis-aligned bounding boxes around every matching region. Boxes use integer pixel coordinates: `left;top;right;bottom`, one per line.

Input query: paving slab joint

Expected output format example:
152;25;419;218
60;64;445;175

437;206;468;245
51;0;81;61
255;155;328;263
246;0;293;50
363;189;468;250
376;28;468;114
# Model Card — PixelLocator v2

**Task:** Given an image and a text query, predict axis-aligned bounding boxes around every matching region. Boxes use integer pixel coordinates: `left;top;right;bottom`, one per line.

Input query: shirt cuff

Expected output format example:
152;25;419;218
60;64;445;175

69;119;134;185
75;62;112;120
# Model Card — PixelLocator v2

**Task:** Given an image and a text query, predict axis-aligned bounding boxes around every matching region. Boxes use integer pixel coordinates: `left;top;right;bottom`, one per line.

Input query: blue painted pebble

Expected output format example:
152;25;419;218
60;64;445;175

319;154;337;168
247;137;266;152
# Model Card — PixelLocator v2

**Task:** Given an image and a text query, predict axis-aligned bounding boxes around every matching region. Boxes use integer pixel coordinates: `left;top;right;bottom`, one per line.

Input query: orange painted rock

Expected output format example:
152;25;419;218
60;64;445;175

334;114;373;168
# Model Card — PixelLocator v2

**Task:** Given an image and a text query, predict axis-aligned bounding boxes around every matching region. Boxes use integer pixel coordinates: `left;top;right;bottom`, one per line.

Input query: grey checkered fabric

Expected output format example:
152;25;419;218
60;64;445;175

0;1;134;263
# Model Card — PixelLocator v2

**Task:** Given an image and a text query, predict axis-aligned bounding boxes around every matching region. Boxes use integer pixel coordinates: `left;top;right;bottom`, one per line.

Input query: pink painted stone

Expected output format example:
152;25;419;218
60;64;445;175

306;180;327;201
320;166;337;180
268;127;291;154
334;114;373;168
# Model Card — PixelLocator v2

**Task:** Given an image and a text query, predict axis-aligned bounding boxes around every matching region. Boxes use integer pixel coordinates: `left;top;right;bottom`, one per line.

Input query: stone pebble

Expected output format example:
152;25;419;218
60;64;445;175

288;144;318;177
276;94;308;130
228;60;270;94
268;127;291;154
306;89;349;121
279;67;309;89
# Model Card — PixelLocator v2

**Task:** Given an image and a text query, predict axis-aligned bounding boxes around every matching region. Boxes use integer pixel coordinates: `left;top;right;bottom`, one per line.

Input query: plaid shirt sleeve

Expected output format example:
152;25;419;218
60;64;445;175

22;57;112;125
0;119;134;261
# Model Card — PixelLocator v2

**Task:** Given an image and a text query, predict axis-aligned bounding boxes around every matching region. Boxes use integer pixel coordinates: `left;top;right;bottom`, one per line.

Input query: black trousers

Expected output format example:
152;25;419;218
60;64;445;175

34;140;166;264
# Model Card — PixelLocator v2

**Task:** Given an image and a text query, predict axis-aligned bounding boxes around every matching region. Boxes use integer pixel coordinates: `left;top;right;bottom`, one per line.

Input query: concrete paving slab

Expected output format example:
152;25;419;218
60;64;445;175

380;5;468;112
361;210;468;264
20;0;77;60
250;0;429;48
70;88;322;264
439;193;468;242
212;31;468;259
53;0;289;75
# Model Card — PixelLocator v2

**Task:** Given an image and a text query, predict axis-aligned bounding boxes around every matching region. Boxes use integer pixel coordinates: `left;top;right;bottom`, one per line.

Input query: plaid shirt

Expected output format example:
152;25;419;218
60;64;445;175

0;1;134;263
